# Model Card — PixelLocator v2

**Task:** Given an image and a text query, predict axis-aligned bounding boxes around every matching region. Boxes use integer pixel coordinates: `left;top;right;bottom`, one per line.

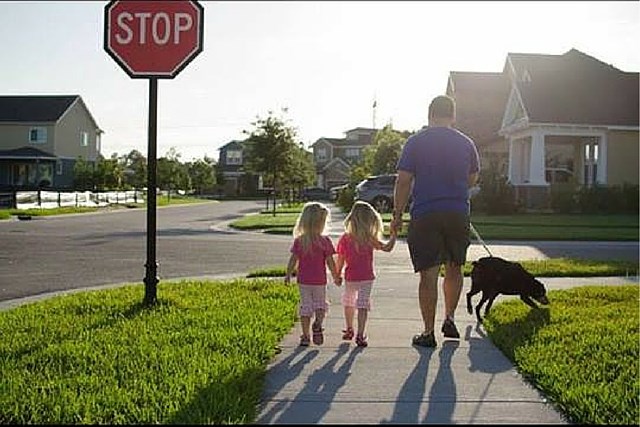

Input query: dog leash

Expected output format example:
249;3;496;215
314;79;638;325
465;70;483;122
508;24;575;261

470;222;493;257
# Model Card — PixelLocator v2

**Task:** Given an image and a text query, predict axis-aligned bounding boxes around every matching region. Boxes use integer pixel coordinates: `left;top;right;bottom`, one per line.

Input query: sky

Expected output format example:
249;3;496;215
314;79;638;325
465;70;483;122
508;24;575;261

0;1;638;162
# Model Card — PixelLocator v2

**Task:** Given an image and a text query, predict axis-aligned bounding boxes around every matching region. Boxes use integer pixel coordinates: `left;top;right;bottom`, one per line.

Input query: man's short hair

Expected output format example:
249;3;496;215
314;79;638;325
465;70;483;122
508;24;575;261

428;95;456;119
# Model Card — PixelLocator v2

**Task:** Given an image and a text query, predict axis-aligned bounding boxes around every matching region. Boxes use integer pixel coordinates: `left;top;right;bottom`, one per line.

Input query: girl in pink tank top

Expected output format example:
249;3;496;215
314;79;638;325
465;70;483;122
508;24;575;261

336;201;396;347
285;202;341;346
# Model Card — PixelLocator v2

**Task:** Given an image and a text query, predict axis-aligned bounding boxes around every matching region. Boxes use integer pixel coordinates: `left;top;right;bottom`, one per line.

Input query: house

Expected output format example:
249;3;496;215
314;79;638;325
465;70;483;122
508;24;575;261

311;127;378;190
217;140;260;196
447;48;639;209
0;95;103;191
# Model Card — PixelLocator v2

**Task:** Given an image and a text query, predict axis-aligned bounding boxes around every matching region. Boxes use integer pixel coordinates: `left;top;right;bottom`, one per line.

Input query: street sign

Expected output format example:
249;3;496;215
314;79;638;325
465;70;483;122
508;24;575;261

103;0;204;305
104;0;204;79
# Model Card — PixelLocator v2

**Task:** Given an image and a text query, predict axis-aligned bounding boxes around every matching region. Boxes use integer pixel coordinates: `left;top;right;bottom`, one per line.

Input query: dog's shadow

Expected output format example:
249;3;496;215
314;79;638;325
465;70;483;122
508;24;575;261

467;306;551;371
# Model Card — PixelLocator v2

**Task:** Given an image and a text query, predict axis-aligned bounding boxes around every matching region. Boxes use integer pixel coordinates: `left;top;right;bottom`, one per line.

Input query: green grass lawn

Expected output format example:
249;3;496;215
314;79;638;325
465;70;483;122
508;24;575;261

246;258;639;279
484;285;639;425
231;212;639;241
0;279;636;424
0;279;298;424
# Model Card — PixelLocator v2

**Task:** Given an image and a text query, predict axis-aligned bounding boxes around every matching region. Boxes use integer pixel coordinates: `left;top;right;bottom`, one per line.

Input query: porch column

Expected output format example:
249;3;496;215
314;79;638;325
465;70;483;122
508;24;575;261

528;129;547;185
507;137;515;184
596;133;607;184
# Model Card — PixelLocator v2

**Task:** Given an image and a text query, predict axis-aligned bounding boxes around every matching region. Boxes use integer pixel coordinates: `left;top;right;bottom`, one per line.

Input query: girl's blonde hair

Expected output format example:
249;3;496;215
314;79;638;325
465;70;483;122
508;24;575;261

293;202;331;252
344;201;383;249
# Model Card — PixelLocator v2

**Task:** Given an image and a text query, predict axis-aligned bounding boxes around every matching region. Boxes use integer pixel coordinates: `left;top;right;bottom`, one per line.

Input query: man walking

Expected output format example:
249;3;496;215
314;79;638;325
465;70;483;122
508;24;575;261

390;95;480;347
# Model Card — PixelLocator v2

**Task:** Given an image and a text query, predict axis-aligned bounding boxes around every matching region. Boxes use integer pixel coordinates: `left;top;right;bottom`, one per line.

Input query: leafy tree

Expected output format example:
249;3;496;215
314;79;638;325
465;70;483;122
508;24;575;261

243;109;301;211
94;153;123;191
121;149;147;189
157;147;189;194
73;156;95;190
370;125;408;175
187;156;217;195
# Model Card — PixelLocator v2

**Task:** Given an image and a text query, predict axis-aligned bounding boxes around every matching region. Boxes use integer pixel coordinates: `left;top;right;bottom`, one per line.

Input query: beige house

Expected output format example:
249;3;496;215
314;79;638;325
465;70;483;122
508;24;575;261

0;95;103;190
448;48;639;209
311;127;377;190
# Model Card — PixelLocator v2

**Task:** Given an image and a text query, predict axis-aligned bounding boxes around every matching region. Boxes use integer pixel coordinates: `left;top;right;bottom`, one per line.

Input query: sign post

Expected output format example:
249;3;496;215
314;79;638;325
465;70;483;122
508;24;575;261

104;0;204;305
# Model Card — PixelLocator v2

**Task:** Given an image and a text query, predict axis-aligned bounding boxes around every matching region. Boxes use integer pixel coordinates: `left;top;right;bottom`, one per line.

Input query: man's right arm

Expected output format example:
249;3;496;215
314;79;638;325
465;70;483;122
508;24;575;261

391;170;413;235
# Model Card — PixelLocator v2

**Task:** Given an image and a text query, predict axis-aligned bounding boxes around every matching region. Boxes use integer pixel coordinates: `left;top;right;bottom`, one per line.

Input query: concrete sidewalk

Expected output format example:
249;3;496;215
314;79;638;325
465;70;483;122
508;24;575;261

255;264;638;424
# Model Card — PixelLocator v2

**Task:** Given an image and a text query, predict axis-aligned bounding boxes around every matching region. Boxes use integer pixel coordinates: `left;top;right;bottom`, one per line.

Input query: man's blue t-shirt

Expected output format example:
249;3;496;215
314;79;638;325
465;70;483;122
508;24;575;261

396;126;480;218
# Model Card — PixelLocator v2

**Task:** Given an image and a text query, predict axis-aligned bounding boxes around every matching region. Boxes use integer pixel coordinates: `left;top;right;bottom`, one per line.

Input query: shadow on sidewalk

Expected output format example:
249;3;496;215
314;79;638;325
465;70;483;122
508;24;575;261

265;342;363;424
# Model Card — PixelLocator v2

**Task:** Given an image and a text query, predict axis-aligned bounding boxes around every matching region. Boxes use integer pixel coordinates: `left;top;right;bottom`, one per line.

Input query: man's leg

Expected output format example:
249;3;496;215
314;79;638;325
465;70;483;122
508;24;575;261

418;265;440;334
443;262;463;319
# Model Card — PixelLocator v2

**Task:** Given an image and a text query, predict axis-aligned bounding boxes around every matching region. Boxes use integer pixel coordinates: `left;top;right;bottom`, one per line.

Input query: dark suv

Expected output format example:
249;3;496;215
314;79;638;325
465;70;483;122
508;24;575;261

354;174;396;213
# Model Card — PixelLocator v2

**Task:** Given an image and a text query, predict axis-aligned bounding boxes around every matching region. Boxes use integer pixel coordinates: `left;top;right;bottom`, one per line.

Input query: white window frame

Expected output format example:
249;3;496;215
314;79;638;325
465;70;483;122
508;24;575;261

29;127;47;144
316;147;327;162
226;149;243;165
81;131;89;147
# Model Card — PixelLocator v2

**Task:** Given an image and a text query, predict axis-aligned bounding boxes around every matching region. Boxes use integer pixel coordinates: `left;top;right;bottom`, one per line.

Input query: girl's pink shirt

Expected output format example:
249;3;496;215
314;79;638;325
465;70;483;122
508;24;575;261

290;235;336;285
336;233;375;281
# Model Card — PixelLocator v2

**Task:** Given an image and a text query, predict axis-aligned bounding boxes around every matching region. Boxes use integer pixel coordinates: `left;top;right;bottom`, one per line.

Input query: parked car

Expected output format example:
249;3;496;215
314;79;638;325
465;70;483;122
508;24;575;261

300;187;331;201
354;174;397;213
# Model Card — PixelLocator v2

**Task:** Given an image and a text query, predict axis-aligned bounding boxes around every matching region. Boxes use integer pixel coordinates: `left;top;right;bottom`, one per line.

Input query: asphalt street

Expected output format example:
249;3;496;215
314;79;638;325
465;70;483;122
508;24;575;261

0;200;638;303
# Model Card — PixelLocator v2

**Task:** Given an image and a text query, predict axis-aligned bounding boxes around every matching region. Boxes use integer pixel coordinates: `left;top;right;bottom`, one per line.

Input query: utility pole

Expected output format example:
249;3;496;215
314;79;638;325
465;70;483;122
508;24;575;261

372;95;378;129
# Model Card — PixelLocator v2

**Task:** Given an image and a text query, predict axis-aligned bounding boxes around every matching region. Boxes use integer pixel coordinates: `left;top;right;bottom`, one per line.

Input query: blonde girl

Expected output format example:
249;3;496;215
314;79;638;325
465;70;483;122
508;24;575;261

285;202;342;346
335;201;396;347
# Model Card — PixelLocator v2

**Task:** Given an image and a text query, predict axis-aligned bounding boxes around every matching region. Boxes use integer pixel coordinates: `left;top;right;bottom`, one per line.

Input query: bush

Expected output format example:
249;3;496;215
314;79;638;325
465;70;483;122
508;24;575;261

576;184;639;214
336;185;355;213
472;168;519;214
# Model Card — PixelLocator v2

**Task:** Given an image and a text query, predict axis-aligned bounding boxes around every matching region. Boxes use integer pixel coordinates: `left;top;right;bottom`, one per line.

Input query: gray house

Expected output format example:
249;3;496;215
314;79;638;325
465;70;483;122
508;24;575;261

0;95;103;190
217;140;260;196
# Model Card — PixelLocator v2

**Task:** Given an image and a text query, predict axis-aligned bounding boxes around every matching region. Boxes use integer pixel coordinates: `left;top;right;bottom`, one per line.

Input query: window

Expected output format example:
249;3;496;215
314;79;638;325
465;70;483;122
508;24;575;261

29;127;47;144
316;147;327;162
81;132;89;147
96;133;101;152
545;142;575;184
345;147;360;158
226;150;242;165
583;138;599;187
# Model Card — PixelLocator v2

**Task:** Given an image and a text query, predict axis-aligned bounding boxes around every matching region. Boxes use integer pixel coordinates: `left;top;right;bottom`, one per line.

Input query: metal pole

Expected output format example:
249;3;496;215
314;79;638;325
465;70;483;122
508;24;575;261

143;77;159;305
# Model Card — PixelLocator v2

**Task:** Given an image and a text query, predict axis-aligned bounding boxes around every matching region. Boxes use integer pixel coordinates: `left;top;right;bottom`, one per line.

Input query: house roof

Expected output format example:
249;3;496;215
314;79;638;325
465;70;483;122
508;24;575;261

218;140;245;150
0;95;79;122
0;146;57;160
447;71;511;146
507;48;639;127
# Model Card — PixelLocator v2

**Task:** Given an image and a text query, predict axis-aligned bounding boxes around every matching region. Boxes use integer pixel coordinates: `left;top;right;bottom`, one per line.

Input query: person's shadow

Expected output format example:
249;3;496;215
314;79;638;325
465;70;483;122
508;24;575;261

270;343;362;424
423;340;460;423
255;346;320;424
381;345;436;424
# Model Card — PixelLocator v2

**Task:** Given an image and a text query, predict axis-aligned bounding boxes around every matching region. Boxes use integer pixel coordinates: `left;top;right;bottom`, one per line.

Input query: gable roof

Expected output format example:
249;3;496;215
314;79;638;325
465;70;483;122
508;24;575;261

447;71;511;146
0;95;79;122
218;140;245;151
507;48;639;127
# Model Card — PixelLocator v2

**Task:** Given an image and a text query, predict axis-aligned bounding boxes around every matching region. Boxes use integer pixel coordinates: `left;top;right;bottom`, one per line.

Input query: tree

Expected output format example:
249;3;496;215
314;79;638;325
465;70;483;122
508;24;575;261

187;156;217;195
157;147;189;195
121;149;147;189
73;156;94;190
243;109;300;213
94;153;123;191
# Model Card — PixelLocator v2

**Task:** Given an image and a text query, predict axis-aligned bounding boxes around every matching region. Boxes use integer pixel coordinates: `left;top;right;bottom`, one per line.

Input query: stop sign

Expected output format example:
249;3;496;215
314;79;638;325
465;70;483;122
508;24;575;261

104;0;204;79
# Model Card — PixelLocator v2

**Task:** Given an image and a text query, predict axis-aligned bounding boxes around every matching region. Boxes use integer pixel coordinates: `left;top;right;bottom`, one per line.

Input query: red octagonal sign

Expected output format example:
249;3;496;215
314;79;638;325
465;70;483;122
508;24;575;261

104;0;204;79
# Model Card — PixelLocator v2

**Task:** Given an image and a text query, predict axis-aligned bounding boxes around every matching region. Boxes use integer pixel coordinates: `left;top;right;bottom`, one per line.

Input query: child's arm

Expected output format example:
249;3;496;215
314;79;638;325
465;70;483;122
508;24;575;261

381;233;397;252
326;254;342;287
334;254;345;287
284;253;297;285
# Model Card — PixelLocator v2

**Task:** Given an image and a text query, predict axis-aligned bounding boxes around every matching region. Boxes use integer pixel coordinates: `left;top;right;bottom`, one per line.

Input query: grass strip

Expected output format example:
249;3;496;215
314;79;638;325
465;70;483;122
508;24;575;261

484;285;639;425
247;258;639;278
0;278;298;424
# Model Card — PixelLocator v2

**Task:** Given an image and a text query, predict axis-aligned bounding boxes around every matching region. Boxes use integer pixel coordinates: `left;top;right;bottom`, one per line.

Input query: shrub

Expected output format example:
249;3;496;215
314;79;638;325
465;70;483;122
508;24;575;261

472;167;518;214
336;185;355;213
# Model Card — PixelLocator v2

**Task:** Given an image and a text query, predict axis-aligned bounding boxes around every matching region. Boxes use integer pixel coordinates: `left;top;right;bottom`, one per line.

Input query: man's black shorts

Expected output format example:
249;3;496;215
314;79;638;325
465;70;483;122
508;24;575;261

407;211;470;272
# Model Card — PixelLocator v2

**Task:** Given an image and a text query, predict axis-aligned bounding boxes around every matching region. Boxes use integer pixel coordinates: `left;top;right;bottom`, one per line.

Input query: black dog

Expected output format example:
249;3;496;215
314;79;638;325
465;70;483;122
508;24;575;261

467;256;550;323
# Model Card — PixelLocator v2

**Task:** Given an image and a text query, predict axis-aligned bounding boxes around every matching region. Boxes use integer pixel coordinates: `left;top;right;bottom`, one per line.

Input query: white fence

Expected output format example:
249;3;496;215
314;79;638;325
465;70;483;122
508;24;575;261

13;190;144;210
